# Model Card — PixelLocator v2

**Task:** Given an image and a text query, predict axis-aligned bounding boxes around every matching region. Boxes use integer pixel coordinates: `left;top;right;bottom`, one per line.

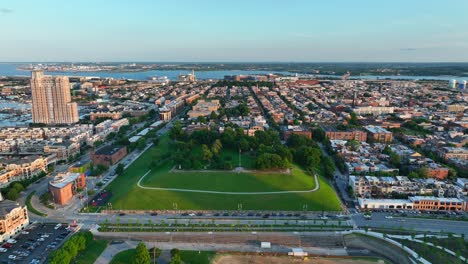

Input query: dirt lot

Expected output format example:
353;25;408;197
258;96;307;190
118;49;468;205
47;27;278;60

213;255;385;264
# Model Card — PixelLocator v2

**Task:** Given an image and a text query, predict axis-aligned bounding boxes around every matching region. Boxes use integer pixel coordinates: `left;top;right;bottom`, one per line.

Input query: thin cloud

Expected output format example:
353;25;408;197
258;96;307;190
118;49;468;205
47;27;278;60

400;48;417;51
0;8;13;14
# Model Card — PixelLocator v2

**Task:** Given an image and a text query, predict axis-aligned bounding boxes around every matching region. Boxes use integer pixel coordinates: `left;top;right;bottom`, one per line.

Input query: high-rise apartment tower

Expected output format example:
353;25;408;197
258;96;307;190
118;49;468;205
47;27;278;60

31;70;79;124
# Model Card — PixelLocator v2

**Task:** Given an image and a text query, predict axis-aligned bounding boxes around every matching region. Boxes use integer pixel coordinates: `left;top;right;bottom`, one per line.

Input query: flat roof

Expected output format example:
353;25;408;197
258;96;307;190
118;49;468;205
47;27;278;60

49;173;81;189
94;145;125;156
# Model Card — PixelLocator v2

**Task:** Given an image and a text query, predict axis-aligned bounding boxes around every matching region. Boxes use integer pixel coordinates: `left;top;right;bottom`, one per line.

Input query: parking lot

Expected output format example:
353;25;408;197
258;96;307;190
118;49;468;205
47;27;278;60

0;223;72;264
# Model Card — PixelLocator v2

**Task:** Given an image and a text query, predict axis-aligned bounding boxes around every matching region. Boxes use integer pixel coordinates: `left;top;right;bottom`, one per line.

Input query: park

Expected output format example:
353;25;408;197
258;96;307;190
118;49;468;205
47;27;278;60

104;129;342;211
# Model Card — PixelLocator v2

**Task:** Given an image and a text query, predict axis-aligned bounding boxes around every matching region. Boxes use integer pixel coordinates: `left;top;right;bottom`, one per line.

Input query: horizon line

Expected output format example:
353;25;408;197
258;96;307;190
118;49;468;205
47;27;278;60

2;61;468;64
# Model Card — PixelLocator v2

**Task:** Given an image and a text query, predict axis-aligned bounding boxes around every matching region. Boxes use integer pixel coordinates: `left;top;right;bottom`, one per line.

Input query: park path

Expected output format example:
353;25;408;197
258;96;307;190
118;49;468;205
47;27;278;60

137;170;320;195
386;234;467;262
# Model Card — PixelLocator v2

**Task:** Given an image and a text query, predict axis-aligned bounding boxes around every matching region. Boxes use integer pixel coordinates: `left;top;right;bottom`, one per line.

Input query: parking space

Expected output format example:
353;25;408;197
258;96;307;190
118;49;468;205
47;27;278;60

88;190;112;207
0;223;72;264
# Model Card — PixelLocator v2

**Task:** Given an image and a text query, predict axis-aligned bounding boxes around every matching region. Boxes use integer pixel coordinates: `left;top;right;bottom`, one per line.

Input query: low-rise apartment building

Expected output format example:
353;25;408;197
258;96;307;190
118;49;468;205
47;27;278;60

0;194;29;242
0;156;48;188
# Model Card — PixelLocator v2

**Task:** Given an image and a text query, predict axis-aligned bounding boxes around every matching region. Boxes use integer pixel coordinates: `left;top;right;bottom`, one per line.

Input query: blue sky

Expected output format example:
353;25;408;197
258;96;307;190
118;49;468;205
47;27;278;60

1;0;468;62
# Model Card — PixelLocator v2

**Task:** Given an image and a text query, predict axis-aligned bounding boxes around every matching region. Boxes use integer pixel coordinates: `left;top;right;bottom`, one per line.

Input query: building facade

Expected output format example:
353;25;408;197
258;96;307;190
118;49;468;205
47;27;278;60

0;156;47;188
49;172;86;205
325;129;368;142
91;145;127;167
0;194;29;242
365;125;393;143
31;70;79;125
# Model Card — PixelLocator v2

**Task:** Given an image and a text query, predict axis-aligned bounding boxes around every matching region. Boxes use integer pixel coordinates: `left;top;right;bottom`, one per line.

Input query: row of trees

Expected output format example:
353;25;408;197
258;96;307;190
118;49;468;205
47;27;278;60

1;170;47;201
48;231;93;264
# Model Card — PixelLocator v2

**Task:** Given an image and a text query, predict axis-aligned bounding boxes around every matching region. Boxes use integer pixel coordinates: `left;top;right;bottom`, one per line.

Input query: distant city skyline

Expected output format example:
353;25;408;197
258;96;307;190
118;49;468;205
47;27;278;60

1;0;468;62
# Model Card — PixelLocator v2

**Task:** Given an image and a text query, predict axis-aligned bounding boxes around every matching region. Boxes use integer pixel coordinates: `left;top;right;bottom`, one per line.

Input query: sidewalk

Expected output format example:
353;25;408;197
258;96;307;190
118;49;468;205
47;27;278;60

342;230;431;264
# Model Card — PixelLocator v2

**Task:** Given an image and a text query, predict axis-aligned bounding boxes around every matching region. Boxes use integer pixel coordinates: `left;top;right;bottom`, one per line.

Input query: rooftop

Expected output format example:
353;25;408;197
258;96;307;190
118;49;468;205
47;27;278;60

49;172;81;189
94;145;125;156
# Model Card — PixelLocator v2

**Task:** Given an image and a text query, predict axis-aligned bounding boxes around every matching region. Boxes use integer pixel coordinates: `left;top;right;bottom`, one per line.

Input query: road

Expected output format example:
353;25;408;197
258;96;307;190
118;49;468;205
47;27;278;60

351;212;468;236
20;113;468;243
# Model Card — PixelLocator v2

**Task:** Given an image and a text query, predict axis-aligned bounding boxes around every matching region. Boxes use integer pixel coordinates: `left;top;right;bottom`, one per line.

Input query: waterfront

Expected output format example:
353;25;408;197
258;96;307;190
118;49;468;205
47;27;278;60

1;63;467;81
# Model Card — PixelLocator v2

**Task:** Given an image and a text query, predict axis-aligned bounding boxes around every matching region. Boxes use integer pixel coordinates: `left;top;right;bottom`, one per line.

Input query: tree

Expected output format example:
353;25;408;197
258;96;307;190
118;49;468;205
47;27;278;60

238;138;250;152
134;242;151;264
447;167;457;179
312;128;326;142
408;171;419;178
256;153;286;169
170;248;180;258
273;144;292;162
389;153;401;168
349;112;359;126
196;116;207;124
211;139;223;155
137;138;147;150
346;140;360;151
93;140;103;147
221;128;237;147
323;156;335;179
169;122;187;141
201;144;213;161
417;167;429;178
382;145;392;155
12;183;24;193
169;254;181;264
115;163;125;175
6;189;19;201
210;111;218;120
295;146;321;168
286;134;312;149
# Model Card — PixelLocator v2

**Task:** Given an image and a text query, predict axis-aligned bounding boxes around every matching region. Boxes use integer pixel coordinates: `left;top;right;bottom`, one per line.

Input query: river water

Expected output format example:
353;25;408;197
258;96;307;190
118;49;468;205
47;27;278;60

1;63;466;82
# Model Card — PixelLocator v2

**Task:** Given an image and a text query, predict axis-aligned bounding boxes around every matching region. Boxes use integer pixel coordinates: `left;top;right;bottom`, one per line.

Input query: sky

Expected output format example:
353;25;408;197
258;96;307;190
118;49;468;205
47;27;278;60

1;0;468;62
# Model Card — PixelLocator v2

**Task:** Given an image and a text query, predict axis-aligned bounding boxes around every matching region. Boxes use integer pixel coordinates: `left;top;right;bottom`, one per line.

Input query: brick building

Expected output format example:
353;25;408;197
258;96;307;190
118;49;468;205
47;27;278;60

91;145;127;167
410;196;465;211
324;127;367;142
365;125;393;143
49;172;86;205
282;125;312;140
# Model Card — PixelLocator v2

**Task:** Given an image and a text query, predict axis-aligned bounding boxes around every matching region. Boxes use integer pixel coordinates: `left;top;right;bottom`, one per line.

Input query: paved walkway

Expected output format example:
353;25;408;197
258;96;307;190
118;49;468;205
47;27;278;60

386;234;467;262
342;230;431;264
137;170;320;195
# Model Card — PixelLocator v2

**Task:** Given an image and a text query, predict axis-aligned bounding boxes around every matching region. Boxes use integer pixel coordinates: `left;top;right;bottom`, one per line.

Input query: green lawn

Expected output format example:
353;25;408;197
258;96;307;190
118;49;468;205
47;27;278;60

217;149;256;169
110;249;135;264
180;250;216;264
142;167;314;192
74;239;109;264
106;135;341;211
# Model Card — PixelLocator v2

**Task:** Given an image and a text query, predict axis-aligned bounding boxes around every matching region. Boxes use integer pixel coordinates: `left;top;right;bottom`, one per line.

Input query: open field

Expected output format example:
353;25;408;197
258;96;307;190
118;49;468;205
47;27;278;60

106;135;341;211
142;167;314;192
